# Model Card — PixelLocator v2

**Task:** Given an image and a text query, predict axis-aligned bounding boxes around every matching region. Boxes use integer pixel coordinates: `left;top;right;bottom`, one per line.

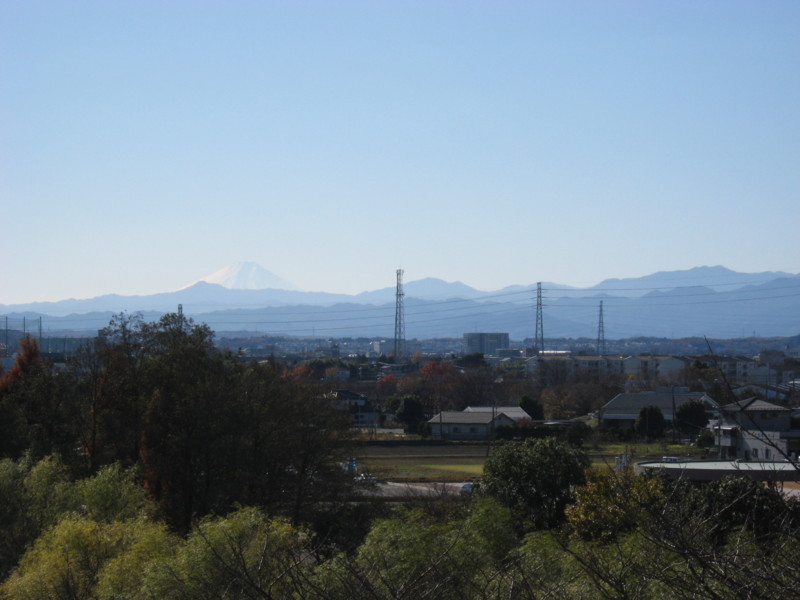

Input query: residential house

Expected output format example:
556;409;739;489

712;397;800;461
599;388;717;430
428;410;516;440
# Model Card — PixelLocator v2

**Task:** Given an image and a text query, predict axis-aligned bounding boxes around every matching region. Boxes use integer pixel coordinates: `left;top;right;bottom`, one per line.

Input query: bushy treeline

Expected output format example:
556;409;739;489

0;313;353;536
2;452;799;599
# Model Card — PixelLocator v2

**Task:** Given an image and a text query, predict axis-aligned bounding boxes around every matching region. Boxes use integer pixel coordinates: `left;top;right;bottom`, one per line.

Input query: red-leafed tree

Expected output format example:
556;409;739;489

0;336;72;460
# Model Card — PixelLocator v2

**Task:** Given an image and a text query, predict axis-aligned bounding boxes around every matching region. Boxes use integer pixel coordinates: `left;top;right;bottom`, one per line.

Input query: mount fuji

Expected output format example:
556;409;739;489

183;262;300;292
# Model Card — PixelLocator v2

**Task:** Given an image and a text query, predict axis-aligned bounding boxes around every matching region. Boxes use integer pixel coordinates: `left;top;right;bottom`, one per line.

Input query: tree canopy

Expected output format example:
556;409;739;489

675;398;709;438
635;404;666;440
519;395;544;421
0;312;354;533
481;437;590;529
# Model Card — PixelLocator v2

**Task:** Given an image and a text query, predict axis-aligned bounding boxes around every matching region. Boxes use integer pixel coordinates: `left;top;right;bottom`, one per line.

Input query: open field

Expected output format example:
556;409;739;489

358;444;489;481
357;441;710;481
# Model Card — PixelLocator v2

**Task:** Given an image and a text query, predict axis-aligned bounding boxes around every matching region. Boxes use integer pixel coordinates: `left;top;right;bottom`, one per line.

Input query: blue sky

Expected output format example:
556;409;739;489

2;1;799;304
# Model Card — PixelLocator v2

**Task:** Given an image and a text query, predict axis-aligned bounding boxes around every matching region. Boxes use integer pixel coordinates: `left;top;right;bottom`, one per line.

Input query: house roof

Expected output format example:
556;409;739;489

720;397;791;412
601;391;717;419
427;411;516;425
463;406;531;421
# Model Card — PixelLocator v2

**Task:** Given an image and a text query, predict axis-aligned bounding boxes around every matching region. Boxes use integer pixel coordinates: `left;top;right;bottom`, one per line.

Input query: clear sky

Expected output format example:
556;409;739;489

2;1;799;305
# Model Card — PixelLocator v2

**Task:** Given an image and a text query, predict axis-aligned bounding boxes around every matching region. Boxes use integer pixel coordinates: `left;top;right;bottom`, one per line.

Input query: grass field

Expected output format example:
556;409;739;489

357;441;709;481
358;444;489;481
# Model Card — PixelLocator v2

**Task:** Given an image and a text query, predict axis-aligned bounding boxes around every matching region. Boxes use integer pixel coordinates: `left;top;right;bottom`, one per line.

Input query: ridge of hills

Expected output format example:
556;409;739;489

2;266;799;339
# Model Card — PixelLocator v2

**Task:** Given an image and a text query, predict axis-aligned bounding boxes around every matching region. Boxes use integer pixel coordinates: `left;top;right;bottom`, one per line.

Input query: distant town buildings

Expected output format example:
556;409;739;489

521;353;799;388
463;332;510;356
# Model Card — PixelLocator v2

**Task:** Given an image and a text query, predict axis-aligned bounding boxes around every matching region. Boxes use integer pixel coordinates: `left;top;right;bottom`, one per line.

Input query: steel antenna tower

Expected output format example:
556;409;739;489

534;282;544;354
597;300;606;357
393;269;406;359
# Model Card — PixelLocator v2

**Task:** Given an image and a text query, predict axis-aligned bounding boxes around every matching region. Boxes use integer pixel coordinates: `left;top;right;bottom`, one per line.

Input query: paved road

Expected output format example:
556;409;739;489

357;481;471;498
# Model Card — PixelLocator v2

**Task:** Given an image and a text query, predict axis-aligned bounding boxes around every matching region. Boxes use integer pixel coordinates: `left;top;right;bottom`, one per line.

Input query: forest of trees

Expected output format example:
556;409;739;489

1;312;799;598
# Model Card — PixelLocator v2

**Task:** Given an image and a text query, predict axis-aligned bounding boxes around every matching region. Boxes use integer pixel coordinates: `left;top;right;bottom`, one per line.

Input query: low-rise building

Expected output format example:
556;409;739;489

428;410;516;440
599;388;717;430
623;356;688;382
712;397;800;461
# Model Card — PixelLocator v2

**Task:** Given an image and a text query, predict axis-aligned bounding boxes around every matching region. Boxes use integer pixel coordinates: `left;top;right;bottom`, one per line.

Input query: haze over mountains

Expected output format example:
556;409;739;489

2;264;799;340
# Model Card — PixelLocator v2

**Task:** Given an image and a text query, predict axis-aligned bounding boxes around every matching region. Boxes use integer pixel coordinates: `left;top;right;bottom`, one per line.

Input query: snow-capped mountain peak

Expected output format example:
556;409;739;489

189;262;299;291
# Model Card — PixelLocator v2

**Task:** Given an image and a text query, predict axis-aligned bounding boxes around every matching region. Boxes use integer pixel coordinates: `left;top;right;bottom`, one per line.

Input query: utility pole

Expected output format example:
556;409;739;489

393;269;405;360
671;386;677;443
597;301;606;357
534;282;544;355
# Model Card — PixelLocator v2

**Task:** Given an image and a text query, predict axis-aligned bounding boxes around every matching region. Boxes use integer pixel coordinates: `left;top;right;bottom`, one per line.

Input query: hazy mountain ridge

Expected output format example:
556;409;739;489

2;267;798;339
587;265;794;297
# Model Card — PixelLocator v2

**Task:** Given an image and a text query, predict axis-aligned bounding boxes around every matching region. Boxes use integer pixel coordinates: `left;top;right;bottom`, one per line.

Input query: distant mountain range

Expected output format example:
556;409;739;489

2;265;799;339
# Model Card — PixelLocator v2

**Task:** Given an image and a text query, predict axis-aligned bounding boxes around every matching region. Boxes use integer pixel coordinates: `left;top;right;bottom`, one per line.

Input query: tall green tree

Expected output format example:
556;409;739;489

519;396;544;421
635;405;665;440
235;360;353;523
566;467;665;542
481;438;590;530
137;312;237;532
0;337;74;461
395;395;426;434
675;399;709;439
69;312;148;470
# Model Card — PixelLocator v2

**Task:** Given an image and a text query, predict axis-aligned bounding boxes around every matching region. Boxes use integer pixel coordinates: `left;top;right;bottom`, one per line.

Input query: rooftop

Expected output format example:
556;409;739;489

635;459;800;482
428;411;516;425
720;397;791;412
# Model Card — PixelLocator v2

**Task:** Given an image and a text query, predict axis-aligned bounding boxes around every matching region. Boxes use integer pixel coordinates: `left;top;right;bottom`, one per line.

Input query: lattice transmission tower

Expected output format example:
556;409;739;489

534;282;544;354
393;268;406;359
597;300;606;357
